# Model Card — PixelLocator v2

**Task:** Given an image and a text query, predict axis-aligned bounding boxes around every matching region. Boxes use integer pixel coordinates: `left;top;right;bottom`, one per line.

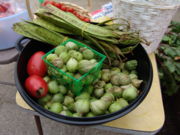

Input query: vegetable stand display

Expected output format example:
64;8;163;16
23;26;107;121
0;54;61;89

13;0;163;134
15;53;164;135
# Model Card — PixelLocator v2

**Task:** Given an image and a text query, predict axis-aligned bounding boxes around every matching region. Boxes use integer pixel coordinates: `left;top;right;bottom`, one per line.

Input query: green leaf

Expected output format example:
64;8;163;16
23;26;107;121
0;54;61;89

164;47;176;57
160;63;179;96
164;60;176;73
162;35;171;42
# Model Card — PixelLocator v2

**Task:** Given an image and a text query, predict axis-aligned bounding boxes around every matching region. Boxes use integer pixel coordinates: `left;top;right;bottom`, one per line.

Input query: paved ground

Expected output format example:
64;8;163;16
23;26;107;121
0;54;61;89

0;0;179;135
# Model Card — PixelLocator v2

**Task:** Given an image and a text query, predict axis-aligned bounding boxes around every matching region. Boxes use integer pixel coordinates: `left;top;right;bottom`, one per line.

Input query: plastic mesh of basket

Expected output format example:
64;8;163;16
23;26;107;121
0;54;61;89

42;39;106;95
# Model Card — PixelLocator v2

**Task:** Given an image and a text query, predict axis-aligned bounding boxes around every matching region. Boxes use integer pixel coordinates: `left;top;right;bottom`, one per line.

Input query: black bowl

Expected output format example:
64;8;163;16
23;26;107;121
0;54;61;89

15;38;153;125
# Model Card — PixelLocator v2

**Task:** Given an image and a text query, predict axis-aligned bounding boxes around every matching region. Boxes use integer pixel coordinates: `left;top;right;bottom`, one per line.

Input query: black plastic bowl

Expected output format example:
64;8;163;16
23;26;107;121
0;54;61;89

15;38;153;125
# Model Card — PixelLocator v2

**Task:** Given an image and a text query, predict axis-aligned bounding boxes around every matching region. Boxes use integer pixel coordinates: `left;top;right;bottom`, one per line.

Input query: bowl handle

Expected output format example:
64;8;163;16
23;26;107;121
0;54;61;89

15;37;30;52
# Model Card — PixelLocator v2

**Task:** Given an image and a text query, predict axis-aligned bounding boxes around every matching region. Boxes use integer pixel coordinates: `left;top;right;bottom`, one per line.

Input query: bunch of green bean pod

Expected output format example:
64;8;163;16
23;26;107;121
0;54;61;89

13;4;145;64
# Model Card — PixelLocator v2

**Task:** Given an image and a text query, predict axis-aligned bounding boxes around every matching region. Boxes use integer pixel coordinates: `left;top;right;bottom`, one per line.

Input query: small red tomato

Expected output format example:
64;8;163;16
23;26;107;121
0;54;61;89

25;75;48;98
56;3;62;9
66;7;74;13
79;15;85;21
51;2;57;6
60;5;67;11
84;18;90;22
27;51;47;77
75;13;81;18
41;1;50;6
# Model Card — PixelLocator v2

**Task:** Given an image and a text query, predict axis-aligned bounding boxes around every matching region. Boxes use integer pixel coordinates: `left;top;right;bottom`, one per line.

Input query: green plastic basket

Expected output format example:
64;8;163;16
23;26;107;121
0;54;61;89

42;39;106;95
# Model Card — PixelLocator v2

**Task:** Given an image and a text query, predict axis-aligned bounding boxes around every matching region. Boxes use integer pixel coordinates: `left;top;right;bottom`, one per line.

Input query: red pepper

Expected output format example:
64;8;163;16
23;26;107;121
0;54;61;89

27;51;47;77
25;75;48;98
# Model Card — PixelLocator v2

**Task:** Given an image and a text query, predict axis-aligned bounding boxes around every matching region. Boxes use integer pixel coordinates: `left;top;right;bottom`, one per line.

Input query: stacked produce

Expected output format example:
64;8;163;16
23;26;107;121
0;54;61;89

15;1;145;118
37;58;142;117
13;3;147;64
43;40;105;95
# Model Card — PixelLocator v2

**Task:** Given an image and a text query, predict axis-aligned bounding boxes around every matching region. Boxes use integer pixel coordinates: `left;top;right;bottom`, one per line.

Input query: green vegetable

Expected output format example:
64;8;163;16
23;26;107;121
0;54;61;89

109;101;123;113
49;102;63;113
71;51;83;61
55;46;67;55
59;85;67;95
82;49;94;60
118;73;131;85
65;41;78;50
59;52;70;63
122;86;138;101
131;79;143;88
63;106;68;111
67;103;75;112
75;92;90;100
60;110;73;116
61;66;67;72
104;83;113;92
101;93;114;108
43;76;51;83
129;74;138;80
46;54;58;62
86;85;94;95
51;93;64;103
110;74;120;85
67;90;75;98
112;86;123;98
73;113;82;117
38;94;52;105
90;100;106;115
94;88;104;98
102;69;110;73
125;60;138;70
94;81;106;88
110;67;120;76
66;58;78;73
62;72;73;83
101;72;111;82
86;112;96;117
83;75;94;85
64;96;74;106
48;80;59;94
117;98;129;108
78;60;98;74
52;58;64;68
75;99;90;114
44;102;52;109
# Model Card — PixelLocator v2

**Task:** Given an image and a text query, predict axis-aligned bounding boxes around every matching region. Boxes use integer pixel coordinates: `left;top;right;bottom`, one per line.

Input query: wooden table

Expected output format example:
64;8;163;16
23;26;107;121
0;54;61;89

16;54;165;135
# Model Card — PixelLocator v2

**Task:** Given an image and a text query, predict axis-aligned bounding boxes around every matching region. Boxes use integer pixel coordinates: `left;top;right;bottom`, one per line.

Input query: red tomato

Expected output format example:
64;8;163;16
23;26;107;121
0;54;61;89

56;3;62;9
60;5;67;11
27;51;47;77
25;75;48;98
42;1;55;6
66;7;74;13
79;15;85;21
84;18;90;22
75;13;81;18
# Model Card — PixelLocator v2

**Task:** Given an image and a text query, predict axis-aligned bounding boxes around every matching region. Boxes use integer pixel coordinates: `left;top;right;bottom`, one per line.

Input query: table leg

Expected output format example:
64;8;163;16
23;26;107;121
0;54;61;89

34;115;43;135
